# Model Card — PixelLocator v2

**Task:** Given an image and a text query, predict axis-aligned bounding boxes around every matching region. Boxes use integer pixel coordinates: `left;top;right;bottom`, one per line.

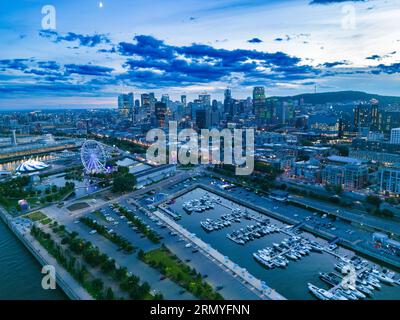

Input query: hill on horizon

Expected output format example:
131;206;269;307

272;91;400;106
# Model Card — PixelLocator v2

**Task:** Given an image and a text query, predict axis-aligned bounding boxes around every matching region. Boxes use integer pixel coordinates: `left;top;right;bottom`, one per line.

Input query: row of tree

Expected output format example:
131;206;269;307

79;216;135;253
115;204;160;244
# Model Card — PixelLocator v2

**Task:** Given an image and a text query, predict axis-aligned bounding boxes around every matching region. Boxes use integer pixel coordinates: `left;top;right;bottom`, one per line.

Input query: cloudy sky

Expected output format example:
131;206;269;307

0;0;399;109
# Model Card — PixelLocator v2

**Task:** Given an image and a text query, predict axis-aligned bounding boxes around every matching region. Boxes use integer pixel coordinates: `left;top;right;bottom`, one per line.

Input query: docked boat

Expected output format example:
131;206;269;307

336;288;358;300
371;270;395;285
200;221;214;232
347;285;366;299
310;242;324;253
253;253;275;269
319;272;340;287
285;251;298;260
357;284;373;297
308;283;334;300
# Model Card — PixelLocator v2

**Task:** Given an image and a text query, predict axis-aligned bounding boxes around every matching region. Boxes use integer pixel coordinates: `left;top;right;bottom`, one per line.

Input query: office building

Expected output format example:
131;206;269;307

253;86;266;125
195;109;210;129
155;102;167;127
118;93;134;116
322;163;368;191
379;165;400;195
390;128;400;144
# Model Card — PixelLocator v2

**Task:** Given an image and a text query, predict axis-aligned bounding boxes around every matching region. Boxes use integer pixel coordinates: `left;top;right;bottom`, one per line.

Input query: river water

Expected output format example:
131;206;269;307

0;219;66;300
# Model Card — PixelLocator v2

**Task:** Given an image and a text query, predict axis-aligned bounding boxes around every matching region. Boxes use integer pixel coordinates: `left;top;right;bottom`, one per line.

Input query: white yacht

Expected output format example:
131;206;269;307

308;283;335;300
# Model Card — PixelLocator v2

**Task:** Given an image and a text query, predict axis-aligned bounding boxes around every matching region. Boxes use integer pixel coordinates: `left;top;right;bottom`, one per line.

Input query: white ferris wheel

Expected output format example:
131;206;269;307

80;140;108;173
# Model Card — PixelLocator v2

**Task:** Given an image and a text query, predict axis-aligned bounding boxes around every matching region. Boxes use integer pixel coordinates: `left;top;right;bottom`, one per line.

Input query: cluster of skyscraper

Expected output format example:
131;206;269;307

117;87;298;130
353;99;400;135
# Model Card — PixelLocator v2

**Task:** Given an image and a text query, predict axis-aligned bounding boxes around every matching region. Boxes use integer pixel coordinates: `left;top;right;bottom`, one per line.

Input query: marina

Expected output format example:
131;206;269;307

226;221;279;245
309;255;399;300
163;186;400;300
253;236;324;269
182;194;215;213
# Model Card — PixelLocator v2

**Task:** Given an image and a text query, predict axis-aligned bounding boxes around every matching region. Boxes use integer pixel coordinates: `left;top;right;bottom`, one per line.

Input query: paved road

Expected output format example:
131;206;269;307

289;196;400;237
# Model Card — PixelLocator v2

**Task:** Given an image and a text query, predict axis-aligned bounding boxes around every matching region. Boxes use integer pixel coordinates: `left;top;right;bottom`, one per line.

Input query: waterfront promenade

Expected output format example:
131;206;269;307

0;206;92;300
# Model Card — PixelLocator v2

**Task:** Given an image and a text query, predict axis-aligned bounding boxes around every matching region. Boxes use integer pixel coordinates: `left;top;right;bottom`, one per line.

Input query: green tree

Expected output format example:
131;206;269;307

366;195;382;207
112;174;136;193
105;287;115;300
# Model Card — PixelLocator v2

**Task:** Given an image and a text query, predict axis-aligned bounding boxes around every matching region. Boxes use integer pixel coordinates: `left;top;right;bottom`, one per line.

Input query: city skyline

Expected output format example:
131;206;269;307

1;0;400;109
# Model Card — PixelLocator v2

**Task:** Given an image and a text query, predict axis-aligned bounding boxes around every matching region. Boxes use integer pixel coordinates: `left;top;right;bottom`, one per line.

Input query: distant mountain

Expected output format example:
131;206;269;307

272;91;400;106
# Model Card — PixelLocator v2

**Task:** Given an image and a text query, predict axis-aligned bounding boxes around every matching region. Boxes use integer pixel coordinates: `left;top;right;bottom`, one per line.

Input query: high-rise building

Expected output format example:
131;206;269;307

354;103;371;132
379;110;400;133
198;94;211;107
211;100;220;127
390;128;400;144
141;93;150;107
118;93;134;116
195;109;210;129
149;92;156;110
181;95;187;107
253;87;266;126
265;98;277;123
155;102;167;127
371;99;380;131
161;94;170;105
141;93;151;119
223;89;234;119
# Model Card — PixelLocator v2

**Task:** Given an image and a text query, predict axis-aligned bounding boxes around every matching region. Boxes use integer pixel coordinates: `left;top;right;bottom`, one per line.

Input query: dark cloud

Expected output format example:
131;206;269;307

64;64;114;76
118;35;175;60
247;38;263;44
3;34;398;98
39;30;111;47
320;61;349;67
37;61;61;70
116;35;318;87
23;68;63;77
366;51;397;61
375;63;400;74
0;59;31;71
366;54;381;60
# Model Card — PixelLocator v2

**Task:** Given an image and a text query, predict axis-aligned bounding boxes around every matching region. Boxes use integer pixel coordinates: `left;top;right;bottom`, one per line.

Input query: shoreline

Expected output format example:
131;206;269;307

0;206;92;300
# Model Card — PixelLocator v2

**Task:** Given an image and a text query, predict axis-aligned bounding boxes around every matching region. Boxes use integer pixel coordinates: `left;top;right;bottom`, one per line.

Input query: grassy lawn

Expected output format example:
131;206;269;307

40;217;53;225
141;246;223;300
24;211;47;222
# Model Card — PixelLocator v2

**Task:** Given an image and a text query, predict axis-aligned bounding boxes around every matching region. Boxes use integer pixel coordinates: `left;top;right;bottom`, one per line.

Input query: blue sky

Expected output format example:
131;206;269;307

0;0;400;108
